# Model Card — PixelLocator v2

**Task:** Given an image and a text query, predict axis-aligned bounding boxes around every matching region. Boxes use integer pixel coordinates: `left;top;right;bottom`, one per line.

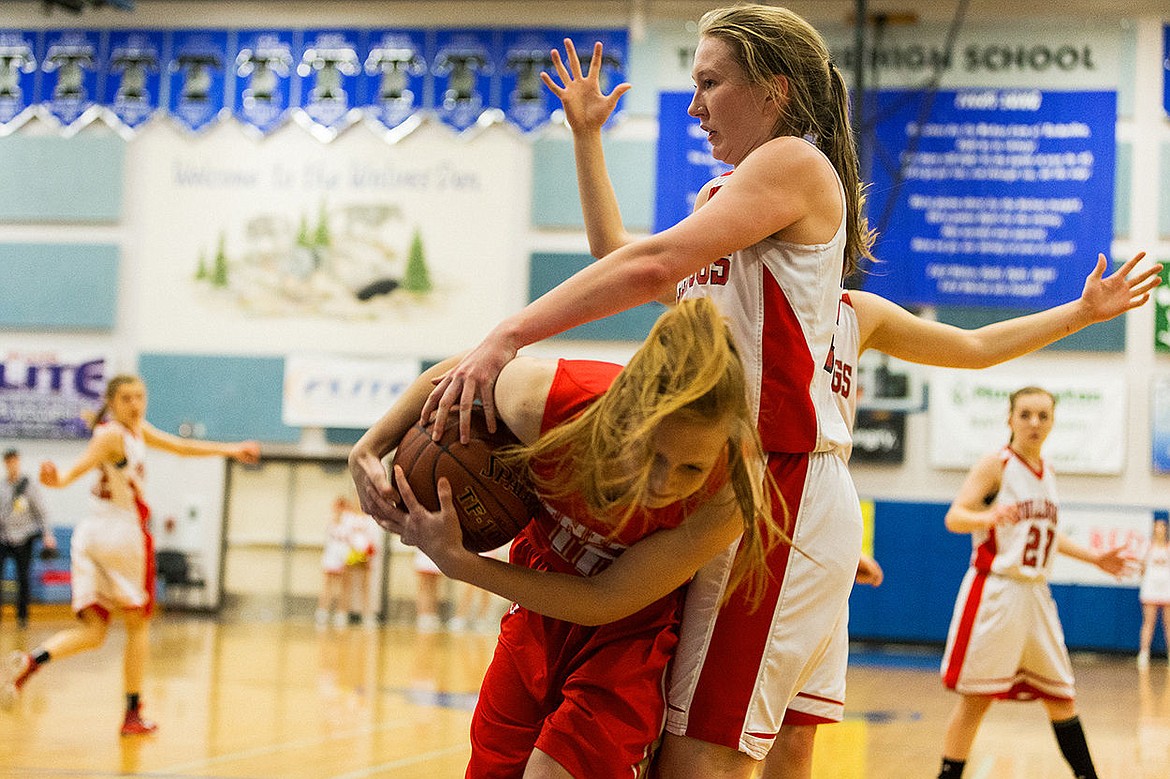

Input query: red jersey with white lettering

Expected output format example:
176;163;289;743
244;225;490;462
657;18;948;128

468;359;726;778
972;447;1060;581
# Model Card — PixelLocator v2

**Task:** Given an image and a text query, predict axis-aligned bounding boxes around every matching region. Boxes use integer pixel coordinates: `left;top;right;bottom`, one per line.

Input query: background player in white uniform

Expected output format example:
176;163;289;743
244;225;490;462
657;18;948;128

0;374;259;735
766;251;1160;776
421;7;876;775
936;386;1130;779
1138;516;1170;669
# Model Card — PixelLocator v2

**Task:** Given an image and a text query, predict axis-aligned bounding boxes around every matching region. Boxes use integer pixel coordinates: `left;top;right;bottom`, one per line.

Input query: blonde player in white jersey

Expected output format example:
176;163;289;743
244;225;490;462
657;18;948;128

0;374;259;735
936;387;1130;779
772;251;1160;776
414;7;878;775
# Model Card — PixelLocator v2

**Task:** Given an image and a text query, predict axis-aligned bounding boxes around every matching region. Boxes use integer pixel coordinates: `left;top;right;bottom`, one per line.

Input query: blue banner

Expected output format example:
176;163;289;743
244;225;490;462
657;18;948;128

167;29;230;133
233;29;295;137
1164;25;1170;118
41;29;104;131
864;89;1116;308
433;29;497;133
103;29;164;134
499;29;561;134
362;28;428;138
295;28;363;142
653;90;731;233
0;30;41;135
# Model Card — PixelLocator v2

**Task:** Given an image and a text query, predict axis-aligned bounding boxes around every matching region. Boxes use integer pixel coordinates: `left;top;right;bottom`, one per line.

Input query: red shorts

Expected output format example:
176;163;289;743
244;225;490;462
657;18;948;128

467;536;682;778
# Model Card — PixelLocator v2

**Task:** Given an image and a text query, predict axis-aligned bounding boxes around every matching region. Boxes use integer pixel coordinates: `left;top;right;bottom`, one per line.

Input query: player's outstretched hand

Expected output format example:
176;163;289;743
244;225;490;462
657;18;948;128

1095;544;1136;578
392;467;469;573
1080;251;1162;323
541;39;630;133
349;449;405;532
39;461;60;488
232;441;261;464
421;329;518;444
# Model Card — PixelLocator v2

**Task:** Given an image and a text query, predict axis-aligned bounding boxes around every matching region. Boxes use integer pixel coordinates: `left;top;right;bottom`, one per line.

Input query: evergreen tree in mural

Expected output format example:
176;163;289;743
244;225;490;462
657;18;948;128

402;228;432;293
194;249;208;281
313;202;331;248
211;233;229;288
296;214;311;247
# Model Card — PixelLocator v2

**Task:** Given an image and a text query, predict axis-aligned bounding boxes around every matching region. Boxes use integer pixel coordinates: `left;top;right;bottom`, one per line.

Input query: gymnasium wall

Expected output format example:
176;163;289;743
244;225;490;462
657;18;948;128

1;2;1168;649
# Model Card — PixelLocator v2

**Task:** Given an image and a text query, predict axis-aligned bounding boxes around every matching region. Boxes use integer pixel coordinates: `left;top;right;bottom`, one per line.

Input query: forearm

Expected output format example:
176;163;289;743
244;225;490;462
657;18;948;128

944;506;995;534
1056;533;1098;565
955;300;1094;367
351;357;461;463
444;553;644;626
573;128;630;258
496;239;679;349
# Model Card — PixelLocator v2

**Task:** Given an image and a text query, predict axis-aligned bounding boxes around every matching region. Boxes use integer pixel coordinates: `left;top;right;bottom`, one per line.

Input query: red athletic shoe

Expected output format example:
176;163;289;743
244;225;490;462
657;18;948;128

120;707;158;736
0;651;34;710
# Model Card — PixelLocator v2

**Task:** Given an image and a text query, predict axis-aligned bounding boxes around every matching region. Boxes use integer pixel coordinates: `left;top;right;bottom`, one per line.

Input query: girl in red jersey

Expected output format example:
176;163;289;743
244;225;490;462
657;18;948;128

420;6;874;775
350;298;784;777
937;387;1130;779
0;375;259;734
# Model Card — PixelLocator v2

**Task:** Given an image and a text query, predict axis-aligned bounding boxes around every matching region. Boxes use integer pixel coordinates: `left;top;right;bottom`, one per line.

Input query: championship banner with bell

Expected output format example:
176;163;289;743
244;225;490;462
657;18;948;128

294;28;363;143
102;29;164;137
166;29;229;133
362;28;428;141
433;28;498;134
233;29;295;138
0;29;40;136
40;28;104;134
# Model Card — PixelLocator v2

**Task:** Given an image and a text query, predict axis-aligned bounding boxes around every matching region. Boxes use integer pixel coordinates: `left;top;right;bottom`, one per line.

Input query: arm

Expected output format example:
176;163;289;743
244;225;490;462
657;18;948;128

424;136;834;442
349;355;556;526
39;426;123;489
23;480;56;549
142;424;260;463
1056;532;1132;578
944;454;1017;534
856;252;1161;366
855;553;884;586
542;39;633;259
394;466;744;625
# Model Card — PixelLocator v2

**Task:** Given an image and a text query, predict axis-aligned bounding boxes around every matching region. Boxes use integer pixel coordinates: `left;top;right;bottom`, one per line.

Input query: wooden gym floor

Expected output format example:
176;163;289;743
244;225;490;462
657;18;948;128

1;610;1166;778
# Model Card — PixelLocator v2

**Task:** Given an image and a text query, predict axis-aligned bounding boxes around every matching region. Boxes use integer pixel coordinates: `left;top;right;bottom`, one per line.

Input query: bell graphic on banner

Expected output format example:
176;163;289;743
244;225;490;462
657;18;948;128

0;32;39;135
294;31;362;143
233;31;294;137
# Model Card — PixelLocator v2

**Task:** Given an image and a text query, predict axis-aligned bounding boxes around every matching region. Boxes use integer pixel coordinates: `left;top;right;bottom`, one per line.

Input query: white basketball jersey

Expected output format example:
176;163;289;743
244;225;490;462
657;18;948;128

676;167;851;456
91;421;148;521
826;292;860;459
970;447;1059;581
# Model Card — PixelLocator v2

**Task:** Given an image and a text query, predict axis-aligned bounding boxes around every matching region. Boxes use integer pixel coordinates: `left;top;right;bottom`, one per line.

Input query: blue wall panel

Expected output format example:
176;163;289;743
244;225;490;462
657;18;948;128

138;353;300;444
0;242;118;329
529;252;664;341
531;137;655;230
0;135;124;223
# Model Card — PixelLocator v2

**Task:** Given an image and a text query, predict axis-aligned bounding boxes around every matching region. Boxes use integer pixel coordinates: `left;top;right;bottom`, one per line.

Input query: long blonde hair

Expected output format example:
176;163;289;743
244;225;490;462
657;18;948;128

503;298;785;604
698;4;876;276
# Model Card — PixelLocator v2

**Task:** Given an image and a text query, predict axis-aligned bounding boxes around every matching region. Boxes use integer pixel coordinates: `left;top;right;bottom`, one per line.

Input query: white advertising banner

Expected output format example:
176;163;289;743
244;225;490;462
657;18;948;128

282;353;421;428
928;370;1126;474
1052;503;1152;587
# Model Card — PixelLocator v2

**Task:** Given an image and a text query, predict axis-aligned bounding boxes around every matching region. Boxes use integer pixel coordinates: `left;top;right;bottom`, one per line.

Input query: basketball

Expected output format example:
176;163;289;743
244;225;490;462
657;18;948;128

391;406;537;553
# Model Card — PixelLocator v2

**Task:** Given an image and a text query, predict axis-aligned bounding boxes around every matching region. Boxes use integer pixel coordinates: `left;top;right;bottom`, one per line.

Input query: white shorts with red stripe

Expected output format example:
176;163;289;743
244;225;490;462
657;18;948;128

940;568;1075;700
665;451;861;759
69;504;154;618
785;610;848;725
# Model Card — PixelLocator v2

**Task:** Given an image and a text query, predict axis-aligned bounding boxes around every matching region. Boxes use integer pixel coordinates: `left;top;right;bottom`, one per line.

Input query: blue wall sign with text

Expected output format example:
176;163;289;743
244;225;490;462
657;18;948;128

653;90;731;233
863;89;1116;308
